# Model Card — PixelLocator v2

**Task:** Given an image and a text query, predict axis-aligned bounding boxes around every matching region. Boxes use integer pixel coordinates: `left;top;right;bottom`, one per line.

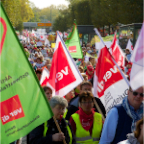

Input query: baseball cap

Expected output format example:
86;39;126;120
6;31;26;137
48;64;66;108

87;65;94;71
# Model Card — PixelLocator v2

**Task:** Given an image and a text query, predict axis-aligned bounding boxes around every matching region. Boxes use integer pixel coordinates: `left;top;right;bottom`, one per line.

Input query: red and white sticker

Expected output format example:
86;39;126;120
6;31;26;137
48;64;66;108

1;95;25;125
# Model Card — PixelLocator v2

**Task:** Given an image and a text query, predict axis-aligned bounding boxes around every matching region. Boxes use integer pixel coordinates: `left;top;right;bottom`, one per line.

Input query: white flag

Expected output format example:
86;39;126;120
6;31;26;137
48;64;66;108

126;39;134;53
130;22;144;91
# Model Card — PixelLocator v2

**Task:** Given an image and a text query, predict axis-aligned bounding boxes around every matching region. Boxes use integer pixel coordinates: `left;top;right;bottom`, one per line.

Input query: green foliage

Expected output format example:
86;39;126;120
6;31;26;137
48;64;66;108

1;0;34;29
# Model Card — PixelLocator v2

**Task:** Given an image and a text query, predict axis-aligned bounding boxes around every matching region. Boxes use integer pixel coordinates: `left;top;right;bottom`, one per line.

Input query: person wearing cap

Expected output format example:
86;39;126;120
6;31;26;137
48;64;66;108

86;65;94;80
125;49;132;62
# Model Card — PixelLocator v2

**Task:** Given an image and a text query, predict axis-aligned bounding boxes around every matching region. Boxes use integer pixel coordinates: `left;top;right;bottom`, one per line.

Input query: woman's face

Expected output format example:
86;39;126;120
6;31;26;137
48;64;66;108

37;58;41;64
52;105;65;120
45;89;52;101
80;97;94;114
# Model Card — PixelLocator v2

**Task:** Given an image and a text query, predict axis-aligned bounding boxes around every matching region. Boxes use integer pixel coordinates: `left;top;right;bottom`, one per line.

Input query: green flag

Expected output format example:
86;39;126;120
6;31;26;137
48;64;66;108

0;3;53;144
65;20;83;58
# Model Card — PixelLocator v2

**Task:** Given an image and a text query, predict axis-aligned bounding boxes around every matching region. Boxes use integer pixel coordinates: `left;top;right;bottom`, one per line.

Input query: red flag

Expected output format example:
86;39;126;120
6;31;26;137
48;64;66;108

94;28;129;113
45;32;83;96
110;33;125;67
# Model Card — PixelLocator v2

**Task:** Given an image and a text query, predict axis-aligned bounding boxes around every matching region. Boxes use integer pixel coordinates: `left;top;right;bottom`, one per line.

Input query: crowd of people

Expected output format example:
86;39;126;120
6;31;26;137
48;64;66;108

11;38;143;144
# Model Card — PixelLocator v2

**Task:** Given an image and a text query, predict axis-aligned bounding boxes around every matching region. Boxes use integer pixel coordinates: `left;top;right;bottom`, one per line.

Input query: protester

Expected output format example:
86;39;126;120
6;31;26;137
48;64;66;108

86;65;94;80
42;86;52;101
125;49;132;61
78;66;84;73
70;91;103;144
65;81;106;120
29;96;76;144
64;90;75;104
99;86;144;144
35;69;42;81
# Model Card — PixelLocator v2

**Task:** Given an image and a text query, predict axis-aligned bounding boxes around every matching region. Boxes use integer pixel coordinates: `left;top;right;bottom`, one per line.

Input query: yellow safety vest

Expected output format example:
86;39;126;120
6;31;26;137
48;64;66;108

71;112;102;144
63;108;68;118
43;120;72;144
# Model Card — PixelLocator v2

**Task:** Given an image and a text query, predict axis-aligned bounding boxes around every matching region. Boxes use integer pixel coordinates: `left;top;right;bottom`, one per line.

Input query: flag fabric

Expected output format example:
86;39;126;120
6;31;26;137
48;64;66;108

93;28;129;113
45;32;83;96
58;31;63;38
64;32;68;38
44;38;50;46
130;22;144;91
0;3;53;144
126;39;134;53
110;33;125;67
65;20;83;59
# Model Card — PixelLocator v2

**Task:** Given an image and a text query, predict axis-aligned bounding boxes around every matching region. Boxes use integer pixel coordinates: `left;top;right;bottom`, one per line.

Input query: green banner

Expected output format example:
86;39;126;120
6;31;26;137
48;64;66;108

65;20;83;59
0;3;53;144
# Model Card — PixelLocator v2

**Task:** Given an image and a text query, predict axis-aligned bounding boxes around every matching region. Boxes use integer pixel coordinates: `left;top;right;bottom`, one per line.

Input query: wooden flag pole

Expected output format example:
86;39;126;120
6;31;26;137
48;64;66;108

53;116;67;144
93;99;105;121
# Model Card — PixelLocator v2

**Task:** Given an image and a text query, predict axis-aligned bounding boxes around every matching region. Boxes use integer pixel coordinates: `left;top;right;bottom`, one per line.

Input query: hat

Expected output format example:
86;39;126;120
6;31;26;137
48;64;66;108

87;65;94;71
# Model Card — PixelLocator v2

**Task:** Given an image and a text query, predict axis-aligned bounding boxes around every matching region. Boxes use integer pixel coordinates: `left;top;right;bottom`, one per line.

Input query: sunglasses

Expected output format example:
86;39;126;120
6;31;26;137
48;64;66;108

130;89;144;97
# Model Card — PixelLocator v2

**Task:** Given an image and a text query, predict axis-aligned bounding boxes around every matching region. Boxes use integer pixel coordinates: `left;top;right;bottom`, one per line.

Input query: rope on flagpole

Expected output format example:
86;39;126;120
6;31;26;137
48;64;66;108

53;116;67;144
93;99;105;121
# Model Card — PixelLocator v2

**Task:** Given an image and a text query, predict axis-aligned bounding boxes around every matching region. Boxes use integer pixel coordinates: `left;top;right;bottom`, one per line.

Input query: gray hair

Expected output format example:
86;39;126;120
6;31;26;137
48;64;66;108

49;96;68;108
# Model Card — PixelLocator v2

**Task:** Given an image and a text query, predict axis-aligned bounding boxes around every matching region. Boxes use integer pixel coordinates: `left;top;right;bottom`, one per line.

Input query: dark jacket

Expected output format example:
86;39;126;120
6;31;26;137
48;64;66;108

29;117;76;144
65;96;106;120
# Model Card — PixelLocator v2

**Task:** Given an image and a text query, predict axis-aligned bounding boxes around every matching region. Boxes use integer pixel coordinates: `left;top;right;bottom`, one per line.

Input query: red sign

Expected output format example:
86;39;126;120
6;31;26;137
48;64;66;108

69;46;77;53
0;95;25;125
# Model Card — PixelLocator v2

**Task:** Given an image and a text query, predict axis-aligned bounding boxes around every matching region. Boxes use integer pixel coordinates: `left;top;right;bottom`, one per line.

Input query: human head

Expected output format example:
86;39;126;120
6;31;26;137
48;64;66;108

81;73;88;81
78;66;84;73
45;59;51;65
87;65;94;76
47;64;51;71
80;81;92;93
36;57;42;64
35;69;42;80
125;49;130;54
134;117;143;144
127;62;132;69
42;86;52;101
65;90;75;103
49;96;68;119
128;86;144;110
79;91;94;114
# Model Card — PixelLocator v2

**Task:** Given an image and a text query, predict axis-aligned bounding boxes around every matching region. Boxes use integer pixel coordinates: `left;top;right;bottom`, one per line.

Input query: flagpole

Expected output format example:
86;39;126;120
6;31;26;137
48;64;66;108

93;99;105;121
53;116;67;144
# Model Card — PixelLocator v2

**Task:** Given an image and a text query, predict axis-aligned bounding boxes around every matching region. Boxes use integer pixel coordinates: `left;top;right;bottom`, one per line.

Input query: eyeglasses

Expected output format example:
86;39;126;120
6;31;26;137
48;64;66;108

130;89;144;97
81;101;93;104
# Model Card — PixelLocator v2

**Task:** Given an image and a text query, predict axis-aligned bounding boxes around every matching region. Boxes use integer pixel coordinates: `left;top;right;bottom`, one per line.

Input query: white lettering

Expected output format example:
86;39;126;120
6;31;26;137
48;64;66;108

106;71;112;80
61;66;68;75
17;108;22;113
56;72;63;81
110;65;117;73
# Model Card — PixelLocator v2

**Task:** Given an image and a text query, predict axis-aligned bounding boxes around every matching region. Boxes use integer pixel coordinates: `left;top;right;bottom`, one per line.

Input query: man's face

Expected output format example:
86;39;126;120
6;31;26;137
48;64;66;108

81;85;92;93
128;87;144;110
87;69;94;76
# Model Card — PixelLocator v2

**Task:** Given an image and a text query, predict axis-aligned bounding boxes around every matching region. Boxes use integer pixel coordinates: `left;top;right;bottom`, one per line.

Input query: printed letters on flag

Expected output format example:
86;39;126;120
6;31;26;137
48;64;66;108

45;32;83;96
0;3;53;143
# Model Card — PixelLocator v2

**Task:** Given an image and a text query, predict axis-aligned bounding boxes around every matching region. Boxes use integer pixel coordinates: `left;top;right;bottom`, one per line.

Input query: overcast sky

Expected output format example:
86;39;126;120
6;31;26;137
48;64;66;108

29;0;69;9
